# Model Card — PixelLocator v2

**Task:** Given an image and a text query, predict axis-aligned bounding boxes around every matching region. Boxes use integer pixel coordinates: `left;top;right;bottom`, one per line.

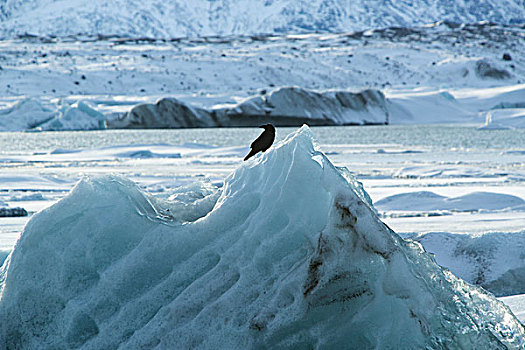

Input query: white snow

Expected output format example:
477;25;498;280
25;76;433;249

375;191;525;213
1;126;523;348
405;230;525;297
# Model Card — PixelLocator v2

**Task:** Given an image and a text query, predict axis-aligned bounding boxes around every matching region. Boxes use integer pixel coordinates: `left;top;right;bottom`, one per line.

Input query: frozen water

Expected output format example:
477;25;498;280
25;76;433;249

376;191;525;213
7;193;46;201
388;90;475;124
0;126;523;349
110;87;390;128
0;200;28;218
405;230;525;297
0;252;7;268
500;294;525;323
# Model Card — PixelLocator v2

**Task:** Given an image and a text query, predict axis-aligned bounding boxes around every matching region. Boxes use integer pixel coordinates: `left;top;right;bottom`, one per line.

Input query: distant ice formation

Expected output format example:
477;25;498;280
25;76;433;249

0;207;27;217
108;87;389;129
0;126;523;348
0;98;55;131
37;101;106;131
0;99;105;132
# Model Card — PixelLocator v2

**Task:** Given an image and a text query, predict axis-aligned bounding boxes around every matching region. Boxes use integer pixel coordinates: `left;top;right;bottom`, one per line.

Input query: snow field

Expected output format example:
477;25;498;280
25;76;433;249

0;22;523;130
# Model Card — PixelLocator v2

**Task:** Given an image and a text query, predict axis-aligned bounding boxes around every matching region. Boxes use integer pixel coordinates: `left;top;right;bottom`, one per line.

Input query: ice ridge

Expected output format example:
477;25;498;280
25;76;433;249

0;126;523;349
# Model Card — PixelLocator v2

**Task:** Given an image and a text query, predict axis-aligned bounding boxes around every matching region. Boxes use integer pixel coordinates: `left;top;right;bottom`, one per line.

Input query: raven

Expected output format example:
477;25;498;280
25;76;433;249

243;124;275;161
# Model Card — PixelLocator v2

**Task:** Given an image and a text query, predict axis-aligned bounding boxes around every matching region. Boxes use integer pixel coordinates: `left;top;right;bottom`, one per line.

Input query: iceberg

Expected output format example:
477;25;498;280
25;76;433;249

0;126;523;349
108;87;389;129
0;98;55;131
214;87;389;126
0;99;106;132
376;191;525;212
36;101;106;131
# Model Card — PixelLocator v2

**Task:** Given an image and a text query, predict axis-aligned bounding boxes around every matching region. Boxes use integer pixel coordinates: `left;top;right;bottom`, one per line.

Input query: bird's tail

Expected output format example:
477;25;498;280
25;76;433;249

244;149;257;161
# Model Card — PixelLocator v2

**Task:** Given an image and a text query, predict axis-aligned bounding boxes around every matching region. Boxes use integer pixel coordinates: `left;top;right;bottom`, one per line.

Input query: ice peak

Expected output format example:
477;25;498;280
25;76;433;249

1;127;524;349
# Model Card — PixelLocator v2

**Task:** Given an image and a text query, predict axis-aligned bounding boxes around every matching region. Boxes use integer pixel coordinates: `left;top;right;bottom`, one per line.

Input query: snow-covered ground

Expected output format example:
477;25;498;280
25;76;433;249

0;22;523;129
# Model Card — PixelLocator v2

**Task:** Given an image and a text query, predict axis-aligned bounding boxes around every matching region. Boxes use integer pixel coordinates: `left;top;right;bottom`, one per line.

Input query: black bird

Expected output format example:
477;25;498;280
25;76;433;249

244;124;275;161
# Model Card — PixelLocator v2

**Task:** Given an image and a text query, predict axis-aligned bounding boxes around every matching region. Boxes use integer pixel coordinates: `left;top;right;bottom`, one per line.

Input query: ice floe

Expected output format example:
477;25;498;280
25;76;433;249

0;200;28;218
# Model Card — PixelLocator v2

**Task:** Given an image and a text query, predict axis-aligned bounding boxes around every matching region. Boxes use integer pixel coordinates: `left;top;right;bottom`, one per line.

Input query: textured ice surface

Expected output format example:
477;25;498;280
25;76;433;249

0;99;105;131
108;87;389;129
0;126;524;349
500;294;525;323
0;98;55;131
36;101;106;131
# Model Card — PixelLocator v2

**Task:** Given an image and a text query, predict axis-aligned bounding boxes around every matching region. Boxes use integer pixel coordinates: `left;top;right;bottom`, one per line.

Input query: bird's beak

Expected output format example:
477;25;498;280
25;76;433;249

259;125;265;128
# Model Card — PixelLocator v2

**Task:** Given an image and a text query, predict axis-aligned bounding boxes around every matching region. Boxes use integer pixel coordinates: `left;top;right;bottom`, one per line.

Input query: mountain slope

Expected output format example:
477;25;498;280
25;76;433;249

0;0;524;38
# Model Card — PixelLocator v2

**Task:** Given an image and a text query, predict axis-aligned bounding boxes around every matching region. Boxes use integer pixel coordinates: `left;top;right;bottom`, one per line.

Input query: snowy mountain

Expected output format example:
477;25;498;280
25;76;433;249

0;0;524;38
